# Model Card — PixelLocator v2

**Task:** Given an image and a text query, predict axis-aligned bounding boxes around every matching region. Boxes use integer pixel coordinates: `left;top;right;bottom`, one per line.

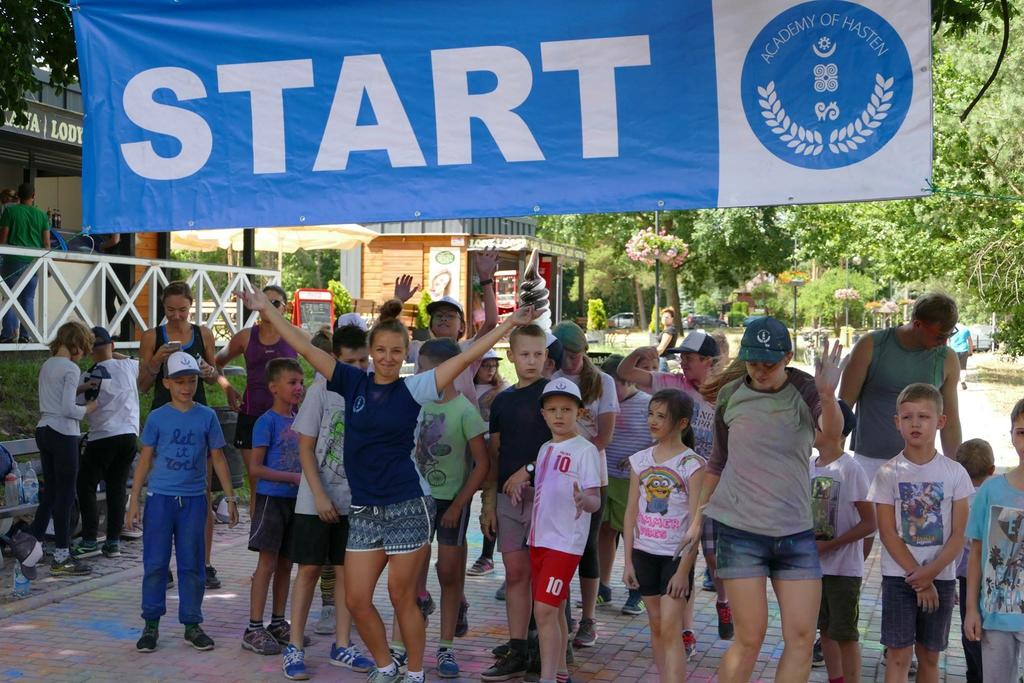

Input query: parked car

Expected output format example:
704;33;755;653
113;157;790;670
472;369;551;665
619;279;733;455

607;312;636;329
969;324;996;352
686;314;727;329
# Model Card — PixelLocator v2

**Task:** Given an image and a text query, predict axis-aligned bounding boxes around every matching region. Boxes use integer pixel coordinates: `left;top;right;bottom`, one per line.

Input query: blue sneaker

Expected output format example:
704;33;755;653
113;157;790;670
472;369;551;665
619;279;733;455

282;644;310;680
329;642;374;673
437;648;460;679
389;647;408;673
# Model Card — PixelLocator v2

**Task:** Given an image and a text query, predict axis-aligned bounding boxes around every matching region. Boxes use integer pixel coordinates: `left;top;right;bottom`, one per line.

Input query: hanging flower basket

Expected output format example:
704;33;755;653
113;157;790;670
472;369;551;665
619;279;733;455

778;270;809;285
625;227;689;268
834;288;861;301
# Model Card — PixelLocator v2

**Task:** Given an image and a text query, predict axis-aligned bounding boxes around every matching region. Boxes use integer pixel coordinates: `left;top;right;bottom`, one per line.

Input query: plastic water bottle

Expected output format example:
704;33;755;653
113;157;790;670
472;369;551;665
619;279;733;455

13;561;31;598
21;467;39;505
3;473;18;507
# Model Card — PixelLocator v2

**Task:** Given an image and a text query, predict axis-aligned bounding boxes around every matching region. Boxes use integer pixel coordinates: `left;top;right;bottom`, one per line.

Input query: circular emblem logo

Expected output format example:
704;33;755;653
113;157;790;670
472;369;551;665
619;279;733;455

353;396;366;413
435;250;456;265
756;329;772;346
741;1;913;169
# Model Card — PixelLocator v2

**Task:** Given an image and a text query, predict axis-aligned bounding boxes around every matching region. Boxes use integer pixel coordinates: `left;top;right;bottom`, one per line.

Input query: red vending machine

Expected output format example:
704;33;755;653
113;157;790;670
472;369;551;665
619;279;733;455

291;289;334;335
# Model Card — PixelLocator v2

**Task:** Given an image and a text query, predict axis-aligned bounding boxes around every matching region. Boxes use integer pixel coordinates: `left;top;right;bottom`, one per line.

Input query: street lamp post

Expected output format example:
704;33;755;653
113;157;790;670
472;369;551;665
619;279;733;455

791;278;805;355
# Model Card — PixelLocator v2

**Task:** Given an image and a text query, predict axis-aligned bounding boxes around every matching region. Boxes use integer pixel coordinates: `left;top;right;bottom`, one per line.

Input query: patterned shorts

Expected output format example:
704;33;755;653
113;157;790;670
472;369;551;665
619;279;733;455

348;496;435;555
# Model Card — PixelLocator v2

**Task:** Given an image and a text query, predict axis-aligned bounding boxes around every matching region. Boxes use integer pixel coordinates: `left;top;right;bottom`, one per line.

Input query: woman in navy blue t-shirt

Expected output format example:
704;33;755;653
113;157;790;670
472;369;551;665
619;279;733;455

240;291;535;681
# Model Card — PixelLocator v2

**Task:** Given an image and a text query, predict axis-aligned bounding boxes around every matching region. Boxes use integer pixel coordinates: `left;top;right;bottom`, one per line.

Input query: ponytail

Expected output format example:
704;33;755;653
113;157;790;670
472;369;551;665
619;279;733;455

578;354;603;405
681;423;696;450
369;298;409;348
700;356;747;405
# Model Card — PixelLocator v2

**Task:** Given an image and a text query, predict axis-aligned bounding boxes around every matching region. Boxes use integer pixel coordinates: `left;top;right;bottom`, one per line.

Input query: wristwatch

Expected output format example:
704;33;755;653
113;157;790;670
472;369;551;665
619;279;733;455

525;462;536;483
224;496;238;503
479;278;494;287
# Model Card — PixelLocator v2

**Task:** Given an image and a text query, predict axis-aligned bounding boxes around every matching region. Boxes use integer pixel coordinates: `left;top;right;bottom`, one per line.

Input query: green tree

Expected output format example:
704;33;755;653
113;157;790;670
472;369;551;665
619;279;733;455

798;269;881;333
587;298;608;331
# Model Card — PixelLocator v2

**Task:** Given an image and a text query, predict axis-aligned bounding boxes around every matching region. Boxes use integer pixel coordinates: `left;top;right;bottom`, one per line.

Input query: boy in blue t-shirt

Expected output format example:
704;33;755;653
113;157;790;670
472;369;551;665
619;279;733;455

964;400;1024;682
243;358;306;656
127;352;239;654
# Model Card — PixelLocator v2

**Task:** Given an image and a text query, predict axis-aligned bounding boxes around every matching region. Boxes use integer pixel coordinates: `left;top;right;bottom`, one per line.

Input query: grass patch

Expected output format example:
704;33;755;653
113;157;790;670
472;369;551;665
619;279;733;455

973;356;1024;418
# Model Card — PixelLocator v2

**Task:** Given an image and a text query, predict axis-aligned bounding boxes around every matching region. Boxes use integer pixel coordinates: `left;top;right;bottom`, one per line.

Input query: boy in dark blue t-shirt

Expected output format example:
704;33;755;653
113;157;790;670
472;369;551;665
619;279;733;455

243;358;307;656
128;352;239;654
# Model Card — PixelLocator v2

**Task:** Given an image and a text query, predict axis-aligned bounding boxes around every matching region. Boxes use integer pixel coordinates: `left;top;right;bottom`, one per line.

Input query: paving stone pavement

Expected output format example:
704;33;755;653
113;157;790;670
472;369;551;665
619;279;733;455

0;497;978;683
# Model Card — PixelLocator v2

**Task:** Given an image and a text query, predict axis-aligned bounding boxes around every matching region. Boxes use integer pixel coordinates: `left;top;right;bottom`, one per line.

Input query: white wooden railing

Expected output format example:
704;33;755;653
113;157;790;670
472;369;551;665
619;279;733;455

0;245;280;350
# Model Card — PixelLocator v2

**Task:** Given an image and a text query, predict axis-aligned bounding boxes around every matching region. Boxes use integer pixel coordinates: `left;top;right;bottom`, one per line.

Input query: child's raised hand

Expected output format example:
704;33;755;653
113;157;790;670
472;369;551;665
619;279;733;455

622;563;639;590
235;287;270;312
393;274;420;303
509;305;537;327
916;583;939;613
814;338;843;396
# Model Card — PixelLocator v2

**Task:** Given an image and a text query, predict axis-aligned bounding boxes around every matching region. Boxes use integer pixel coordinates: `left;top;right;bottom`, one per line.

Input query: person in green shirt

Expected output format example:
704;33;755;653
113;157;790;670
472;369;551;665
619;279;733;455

0;183;51;342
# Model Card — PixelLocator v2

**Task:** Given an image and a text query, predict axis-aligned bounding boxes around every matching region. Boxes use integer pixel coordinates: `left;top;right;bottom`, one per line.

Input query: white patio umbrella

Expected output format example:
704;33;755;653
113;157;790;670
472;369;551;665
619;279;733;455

171;224;378;268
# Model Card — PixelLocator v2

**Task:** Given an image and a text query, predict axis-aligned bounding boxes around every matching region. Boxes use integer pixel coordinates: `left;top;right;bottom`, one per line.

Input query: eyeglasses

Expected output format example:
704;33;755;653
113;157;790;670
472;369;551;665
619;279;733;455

270;299;285;309
922;322;958;341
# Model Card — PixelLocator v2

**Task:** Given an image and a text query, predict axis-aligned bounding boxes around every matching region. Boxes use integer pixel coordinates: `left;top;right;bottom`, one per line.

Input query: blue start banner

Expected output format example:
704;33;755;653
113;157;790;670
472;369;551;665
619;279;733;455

71;0;931;233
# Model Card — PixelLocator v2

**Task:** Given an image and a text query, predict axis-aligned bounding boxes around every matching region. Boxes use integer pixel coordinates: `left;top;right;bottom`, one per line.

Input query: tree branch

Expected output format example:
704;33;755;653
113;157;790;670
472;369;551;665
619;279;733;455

960;0;1010;122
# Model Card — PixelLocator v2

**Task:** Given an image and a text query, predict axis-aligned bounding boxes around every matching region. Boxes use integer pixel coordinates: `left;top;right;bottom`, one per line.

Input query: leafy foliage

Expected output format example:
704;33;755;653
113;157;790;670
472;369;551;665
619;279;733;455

416;291;432;329
587;298;608;331
695;294;719;317
798;269;882;333
0;0;77;124
326;280;354;316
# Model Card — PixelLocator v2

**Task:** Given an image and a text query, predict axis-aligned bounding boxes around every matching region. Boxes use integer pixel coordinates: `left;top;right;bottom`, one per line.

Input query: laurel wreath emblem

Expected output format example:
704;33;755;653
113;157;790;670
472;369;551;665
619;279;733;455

757;74;895;157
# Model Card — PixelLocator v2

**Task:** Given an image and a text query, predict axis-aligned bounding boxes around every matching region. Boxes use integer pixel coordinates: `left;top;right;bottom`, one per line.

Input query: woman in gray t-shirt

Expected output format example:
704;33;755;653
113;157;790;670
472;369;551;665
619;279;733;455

683;317;845;683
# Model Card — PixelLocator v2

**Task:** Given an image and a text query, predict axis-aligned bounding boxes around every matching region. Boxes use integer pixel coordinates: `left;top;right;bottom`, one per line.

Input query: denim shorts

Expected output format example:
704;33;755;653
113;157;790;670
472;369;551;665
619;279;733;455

713;521;822;581
348;495;435;555
881;576;956;652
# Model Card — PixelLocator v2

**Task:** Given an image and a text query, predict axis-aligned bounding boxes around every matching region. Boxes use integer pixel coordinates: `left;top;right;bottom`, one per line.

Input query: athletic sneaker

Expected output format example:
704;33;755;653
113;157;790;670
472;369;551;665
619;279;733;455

50;556;92;576
812;637;824;667
367;669;404;683
621;590;646;615
136;623;159;653
716;601;734;640
329;642;374;672
282;644;310;680
101;542;121;558
573;618;597;648
242;626;282;655
416;592;436;618
491;641;511;658
595;583;612;606
390;647;408;673
702;566;715;592
495;580;507;601
437;649;460;678
205;565;221;589
683;629;697;661
314;605;336;635
267;619;312;647
481;650;528;681
467;557;495;576
71;539;101;559
455;599;469;637
184;624;214;651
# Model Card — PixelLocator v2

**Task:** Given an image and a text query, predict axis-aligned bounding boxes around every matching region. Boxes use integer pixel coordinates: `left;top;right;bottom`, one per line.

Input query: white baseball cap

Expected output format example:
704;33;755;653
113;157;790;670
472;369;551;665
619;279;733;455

541;377;583;405
426;295;465;318
166;351;201;378
335;312;368;331
482;349;501;361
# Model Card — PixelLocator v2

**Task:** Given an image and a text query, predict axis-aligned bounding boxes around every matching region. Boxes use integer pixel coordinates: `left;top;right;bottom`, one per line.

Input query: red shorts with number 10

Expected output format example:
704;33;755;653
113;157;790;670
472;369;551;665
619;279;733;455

530;546;582;607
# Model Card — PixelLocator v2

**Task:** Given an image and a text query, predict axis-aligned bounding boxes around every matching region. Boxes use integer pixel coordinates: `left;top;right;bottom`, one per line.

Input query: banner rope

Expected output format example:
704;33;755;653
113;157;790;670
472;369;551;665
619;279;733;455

924;180;1024;204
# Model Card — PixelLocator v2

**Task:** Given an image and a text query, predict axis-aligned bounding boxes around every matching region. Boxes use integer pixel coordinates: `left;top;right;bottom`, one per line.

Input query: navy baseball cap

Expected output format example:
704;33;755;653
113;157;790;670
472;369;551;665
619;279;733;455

737;316;792;363
91;326;113;346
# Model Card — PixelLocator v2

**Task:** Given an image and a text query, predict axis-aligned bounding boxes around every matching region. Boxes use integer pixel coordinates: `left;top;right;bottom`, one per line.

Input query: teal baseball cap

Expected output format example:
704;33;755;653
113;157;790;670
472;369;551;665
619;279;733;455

737;316;792;363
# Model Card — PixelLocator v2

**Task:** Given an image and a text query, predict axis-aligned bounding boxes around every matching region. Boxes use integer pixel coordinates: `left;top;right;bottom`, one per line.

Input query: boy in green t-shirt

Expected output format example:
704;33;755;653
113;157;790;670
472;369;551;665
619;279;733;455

410;338;489;678
0;183;50;342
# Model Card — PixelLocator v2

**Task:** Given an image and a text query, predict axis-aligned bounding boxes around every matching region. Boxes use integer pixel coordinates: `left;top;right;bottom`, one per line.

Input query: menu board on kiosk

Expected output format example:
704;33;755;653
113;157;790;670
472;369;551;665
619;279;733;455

291;289;334;335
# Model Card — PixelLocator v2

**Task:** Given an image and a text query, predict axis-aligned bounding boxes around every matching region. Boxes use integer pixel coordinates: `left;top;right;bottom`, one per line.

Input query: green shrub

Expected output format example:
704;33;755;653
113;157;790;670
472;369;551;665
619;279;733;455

649;302;659;333
695;294;718;318
327;280;354;316
726;301;749;327
587;298;608;331
417;291;432;329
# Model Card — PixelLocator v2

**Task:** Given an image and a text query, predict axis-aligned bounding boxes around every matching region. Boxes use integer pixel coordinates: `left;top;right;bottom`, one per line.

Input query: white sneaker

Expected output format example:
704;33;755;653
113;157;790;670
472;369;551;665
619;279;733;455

314;605;336;635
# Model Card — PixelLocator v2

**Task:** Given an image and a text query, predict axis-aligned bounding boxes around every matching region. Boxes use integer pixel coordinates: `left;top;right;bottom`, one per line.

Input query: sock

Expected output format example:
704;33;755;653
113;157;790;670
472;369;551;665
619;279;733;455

247;619;263;631
717;599;729;606
144;619;159;630
510;638;527;656
406;671;425;683
829;678;844;683
390;640;406;654
439;639;454;651
270;614;286;626
54;547;69;563
378;662;398;676
557;672;570;683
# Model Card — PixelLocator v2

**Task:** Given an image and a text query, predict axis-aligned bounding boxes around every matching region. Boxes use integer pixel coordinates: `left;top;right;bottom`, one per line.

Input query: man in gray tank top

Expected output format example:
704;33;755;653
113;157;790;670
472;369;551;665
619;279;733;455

839;292;963;557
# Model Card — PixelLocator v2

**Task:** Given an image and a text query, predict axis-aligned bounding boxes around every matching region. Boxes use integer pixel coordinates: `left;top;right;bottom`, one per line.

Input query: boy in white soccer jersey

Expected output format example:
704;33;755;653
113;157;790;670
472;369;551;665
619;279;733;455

507;378;601;683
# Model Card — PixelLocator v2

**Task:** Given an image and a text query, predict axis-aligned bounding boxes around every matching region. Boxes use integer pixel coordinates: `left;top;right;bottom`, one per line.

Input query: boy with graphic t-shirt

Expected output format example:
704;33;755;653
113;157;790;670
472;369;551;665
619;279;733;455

964;402;1024;683
809;399;876;683
243;358;306;657
409;339;489;678
128;352;239;654
867;383;972;683
282;326;374;680
507;378;601;683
